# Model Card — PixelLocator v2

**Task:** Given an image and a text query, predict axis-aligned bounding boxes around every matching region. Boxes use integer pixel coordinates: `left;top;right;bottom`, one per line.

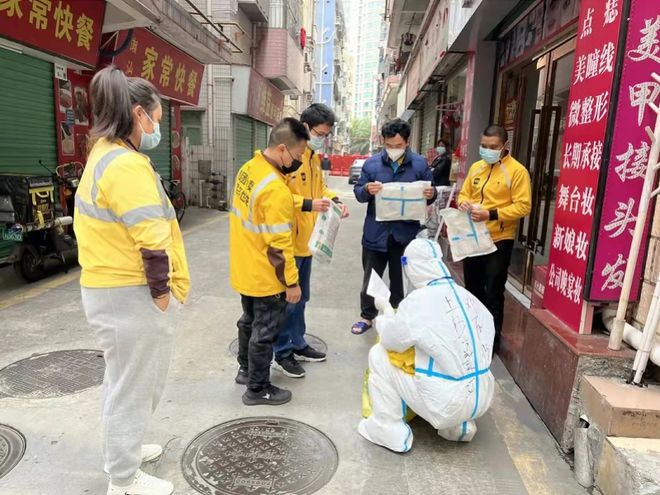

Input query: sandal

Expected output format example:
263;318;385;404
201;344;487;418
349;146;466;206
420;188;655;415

351;321;372;335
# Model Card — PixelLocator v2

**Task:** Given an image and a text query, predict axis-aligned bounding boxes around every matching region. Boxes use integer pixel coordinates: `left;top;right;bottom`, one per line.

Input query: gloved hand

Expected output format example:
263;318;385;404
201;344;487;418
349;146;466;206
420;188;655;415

374;296;393;313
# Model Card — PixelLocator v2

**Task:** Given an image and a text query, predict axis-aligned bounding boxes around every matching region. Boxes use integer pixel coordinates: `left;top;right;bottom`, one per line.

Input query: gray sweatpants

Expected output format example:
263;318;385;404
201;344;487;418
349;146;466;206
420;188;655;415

81;285;180;484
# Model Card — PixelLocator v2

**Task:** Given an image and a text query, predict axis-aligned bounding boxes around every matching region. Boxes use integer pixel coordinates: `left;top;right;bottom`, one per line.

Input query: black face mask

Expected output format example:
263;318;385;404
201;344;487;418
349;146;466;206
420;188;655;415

282;159;303;174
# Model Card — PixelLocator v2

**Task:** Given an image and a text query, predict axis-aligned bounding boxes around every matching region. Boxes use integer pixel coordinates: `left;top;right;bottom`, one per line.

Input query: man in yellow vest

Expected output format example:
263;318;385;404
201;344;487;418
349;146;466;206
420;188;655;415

272;104;349;378
458;125;531;353
230;118;309;406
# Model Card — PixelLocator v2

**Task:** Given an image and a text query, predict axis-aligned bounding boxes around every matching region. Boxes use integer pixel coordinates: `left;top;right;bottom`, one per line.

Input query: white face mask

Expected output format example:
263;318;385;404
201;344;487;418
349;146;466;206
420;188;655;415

386;148;406;162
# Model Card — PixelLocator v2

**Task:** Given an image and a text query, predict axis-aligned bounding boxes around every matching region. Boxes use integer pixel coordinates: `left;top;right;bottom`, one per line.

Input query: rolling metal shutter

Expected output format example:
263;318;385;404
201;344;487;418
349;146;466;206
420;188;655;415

254;121;269;151
420;93;438;157
234;115;254;180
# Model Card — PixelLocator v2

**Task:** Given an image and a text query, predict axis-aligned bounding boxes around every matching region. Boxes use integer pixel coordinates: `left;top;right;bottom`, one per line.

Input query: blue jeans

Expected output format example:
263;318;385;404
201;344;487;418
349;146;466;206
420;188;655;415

274;256;312;359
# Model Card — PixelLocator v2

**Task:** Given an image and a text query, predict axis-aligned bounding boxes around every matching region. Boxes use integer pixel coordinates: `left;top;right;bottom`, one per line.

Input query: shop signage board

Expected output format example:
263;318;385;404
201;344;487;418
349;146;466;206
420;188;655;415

589;0;660;301
418;0;450;91
0;0;105;68
543;0;624;332
246;69;284;127
112;28;204;106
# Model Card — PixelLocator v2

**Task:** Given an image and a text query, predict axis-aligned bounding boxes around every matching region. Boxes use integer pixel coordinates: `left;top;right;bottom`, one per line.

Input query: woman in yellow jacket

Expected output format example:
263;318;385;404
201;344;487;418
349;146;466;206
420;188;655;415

458;125;531;353
74;67;190;495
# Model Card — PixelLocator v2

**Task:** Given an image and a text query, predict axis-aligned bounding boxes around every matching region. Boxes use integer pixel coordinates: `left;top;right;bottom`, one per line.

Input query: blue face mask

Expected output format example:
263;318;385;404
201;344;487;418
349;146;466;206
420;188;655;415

436;146;446;155
309;135;325;151
479;146;502;164
139;112;161;151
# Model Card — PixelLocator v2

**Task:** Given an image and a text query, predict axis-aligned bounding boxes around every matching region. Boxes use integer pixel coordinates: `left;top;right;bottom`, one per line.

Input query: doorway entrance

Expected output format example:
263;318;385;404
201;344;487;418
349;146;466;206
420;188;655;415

497;38;576;296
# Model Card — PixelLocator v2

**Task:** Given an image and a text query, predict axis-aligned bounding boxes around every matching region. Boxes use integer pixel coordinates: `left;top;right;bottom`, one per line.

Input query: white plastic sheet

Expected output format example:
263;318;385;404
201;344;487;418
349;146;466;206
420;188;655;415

439;207;497;261
308;201;342;263
375;181;431;222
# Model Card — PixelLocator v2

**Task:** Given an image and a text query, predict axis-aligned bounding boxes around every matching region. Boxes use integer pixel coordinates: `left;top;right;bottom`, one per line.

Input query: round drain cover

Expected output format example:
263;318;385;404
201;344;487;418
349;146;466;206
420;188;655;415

0;424;26;480
228;335;327;357
182;417;338;495
0;349;104;399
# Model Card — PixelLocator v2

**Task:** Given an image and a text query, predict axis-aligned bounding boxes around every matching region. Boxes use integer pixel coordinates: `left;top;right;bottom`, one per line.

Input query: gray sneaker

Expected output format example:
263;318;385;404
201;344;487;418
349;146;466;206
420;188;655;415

242;385;292;406
272;356;306;378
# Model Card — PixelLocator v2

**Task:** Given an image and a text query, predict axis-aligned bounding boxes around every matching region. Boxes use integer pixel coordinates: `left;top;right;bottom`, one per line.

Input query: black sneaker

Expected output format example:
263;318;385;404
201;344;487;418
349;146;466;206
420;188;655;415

235;367;248;385
242;385;292;406
294;346;327;362
272;356;306;378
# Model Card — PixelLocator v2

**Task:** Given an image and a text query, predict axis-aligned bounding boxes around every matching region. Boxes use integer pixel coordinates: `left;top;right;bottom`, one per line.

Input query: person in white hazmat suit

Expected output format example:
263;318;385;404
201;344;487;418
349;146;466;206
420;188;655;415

358;239;495;452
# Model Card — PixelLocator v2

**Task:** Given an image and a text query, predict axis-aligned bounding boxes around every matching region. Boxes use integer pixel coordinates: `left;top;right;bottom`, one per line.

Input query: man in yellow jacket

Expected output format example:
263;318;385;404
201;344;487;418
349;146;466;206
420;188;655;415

230;117;309;406
272;104;349;378
458;125;531;352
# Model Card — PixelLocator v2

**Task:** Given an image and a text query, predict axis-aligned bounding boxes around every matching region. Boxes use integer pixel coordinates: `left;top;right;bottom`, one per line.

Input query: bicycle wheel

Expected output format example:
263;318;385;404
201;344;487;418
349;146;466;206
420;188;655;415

172;191;186;223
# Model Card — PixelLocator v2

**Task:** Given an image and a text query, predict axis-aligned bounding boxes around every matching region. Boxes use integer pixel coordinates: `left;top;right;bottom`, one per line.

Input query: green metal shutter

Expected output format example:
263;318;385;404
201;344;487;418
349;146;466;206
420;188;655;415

254;122;269;151
144;99;171;179
0;49;56;261
0;49;56;174
234;115;254;179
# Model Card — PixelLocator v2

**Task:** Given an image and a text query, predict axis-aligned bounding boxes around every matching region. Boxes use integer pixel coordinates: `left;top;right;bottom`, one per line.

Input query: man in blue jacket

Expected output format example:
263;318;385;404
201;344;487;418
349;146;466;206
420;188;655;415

351;119;436;335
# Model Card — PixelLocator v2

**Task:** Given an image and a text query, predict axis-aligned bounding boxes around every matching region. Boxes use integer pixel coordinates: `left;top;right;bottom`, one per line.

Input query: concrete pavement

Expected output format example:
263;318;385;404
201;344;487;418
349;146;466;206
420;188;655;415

0;177;586;494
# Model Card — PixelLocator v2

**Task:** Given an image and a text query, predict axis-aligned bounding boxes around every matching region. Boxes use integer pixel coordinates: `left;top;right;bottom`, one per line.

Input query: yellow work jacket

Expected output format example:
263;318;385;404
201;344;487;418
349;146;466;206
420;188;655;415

230;151;299;297
74;138;190;302
287;148;339;257
458;154;532;242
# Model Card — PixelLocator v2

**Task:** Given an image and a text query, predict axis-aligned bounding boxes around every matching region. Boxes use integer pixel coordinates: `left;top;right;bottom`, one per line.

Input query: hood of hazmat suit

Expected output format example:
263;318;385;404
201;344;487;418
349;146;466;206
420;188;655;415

360;239;495;451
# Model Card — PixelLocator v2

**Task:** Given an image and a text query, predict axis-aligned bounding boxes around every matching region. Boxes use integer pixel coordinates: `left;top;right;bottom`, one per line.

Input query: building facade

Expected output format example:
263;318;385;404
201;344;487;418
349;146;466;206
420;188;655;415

379;0;660;454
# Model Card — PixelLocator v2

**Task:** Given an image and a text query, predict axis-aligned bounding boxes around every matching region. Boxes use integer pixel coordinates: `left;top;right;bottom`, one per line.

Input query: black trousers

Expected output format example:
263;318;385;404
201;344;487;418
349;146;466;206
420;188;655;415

463;239;514;351
360;236;407;321
237;293;288;391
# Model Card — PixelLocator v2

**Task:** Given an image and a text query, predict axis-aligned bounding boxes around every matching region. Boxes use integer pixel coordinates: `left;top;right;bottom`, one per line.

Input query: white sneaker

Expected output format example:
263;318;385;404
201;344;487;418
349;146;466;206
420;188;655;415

103;445;163;475
106;469;174;495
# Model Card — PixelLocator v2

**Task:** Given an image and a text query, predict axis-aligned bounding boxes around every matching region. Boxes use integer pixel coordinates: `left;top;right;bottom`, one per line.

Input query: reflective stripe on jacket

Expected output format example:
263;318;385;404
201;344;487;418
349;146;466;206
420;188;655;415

74;139;190;302
458;154;532;242
230;151;298;297
287;147;339;257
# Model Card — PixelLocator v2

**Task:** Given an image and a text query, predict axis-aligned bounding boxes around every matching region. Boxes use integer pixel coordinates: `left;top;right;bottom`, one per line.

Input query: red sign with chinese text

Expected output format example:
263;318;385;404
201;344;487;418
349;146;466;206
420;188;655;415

0;0;105;68
246;69;284;127
589;0;660;301
543;0;624;332
112;28;204;106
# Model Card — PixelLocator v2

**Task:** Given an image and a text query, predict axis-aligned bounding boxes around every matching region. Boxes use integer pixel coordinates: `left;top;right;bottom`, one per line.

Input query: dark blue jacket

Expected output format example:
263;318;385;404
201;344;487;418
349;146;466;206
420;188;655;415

354;149;435;252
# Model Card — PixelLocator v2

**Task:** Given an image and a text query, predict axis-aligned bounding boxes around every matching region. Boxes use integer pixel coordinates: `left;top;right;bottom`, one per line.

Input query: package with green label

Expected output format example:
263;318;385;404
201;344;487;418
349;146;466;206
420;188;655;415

308;200;342;263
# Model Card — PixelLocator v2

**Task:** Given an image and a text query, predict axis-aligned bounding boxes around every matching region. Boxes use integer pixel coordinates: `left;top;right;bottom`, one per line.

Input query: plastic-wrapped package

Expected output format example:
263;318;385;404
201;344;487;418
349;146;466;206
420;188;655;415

375;181;431;222
439;207;497;261
308;201;342;263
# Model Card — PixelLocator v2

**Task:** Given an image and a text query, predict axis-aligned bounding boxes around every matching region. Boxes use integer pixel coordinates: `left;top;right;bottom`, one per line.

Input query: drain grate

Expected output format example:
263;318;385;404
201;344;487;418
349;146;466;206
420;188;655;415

0;350;105;399
228;334;327;358
182;417;338;495
0;424;25;480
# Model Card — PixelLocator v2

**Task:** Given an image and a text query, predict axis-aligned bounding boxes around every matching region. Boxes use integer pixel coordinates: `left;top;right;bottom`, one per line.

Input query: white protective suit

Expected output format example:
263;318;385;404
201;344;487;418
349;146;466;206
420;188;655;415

358;239;495;452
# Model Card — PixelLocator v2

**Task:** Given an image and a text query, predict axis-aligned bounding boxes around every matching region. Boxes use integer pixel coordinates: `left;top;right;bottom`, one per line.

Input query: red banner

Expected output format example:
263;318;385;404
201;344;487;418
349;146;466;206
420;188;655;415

112;28;204;106
589;0;660;301
0;0;105;68
543;0;625;332
246;68;283;126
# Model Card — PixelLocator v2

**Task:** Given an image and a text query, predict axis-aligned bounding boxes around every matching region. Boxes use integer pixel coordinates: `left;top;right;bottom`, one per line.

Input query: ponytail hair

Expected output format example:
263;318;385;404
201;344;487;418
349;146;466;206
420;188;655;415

89;66;161;146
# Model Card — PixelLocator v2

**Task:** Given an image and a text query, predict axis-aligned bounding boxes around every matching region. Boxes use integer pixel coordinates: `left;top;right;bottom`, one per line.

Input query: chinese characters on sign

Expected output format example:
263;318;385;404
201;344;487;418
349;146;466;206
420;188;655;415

543;0;624;332
0;0;105;67
112;28;204;106
589;4;660;301
246;69;284;127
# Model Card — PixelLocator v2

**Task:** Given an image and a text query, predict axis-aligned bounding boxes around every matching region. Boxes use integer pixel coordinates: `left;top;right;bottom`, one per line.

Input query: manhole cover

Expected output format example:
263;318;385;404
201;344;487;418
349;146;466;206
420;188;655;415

0;424;25;480
228;335;327;357
182;417;338;495
0;350;105;399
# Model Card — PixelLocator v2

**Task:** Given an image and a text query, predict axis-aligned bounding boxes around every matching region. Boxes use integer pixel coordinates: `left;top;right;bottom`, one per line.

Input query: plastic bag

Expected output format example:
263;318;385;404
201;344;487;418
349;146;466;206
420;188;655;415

375;181;431;222
425;186;454;239
308;200;342;263
439;207;497;261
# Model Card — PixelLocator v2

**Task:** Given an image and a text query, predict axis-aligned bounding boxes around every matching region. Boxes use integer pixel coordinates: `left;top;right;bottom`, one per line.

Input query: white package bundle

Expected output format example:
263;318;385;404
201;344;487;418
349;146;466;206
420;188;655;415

375;181;431;222
308;201;342;263
439;207;497;261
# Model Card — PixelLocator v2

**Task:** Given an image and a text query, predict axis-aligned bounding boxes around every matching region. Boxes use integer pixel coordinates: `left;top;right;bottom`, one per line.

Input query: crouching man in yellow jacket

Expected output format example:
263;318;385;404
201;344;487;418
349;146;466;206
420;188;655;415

458;125;531;353
230;118;310;406
272;104;349;379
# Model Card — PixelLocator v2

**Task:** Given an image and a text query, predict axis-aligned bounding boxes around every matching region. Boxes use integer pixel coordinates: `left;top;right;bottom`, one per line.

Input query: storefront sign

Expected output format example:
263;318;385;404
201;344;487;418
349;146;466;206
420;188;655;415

589;1;660;301
543;0;624;332
246;68;283;127
112;28;204;106
498;0;579;70
418;0;450;91
54;70;91;164
0;0;105;68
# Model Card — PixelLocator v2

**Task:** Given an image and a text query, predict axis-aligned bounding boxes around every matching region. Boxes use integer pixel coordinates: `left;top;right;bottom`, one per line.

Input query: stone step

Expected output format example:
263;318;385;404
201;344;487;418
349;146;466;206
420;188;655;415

596;437;660;495
581;375;660;439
